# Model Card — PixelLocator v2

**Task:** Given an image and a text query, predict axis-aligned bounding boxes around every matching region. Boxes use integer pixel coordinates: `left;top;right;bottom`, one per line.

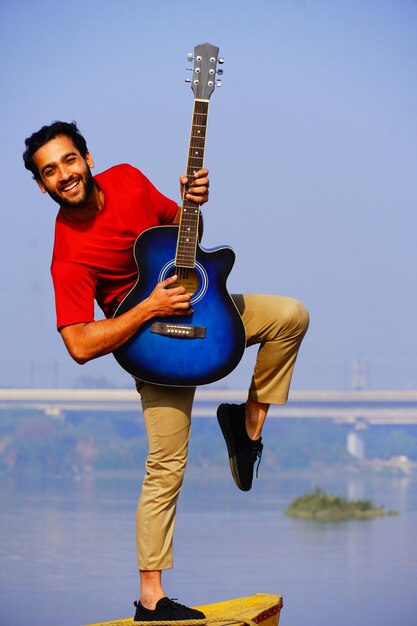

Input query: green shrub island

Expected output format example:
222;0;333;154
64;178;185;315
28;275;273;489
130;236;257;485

285;487;398;521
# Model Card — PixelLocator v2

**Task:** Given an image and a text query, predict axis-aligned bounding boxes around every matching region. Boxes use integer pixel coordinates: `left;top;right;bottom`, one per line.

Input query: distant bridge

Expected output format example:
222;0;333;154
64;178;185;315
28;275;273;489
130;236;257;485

1;388;417;425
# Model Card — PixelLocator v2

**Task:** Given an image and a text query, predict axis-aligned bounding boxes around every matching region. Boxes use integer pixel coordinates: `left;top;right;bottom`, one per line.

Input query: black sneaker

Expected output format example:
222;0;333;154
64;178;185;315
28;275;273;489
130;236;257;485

217;403;263;491
134;597;206;622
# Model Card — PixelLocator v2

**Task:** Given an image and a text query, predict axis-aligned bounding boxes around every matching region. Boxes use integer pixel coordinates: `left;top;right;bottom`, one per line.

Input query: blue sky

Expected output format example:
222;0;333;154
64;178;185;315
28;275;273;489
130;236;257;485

1;0;417;390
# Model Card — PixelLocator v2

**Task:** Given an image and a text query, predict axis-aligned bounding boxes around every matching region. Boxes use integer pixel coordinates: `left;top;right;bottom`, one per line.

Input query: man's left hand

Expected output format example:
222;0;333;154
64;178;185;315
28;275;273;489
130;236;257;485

179;169;209;205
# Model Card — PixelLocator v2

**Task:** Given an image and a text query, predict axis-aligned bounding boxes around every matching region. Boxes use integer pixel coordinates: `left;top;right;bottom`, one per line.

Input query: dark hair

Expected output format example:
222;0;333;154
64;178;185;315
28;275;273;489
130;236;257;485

23;121;89;179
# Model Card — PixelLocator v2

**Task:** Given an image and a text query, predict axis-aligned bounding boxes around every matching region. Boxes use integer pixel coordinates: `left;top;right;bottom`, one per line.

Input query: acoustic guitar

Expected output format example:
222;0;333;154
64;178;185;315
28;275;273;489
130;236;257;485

113;42;246;386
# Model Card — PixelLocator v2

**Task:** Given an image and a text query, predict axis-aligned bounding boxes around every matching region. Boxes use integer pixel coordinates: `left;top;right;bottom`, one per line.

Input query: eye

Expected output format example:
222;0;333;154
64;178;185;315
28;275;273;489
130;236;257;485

44;167;54;177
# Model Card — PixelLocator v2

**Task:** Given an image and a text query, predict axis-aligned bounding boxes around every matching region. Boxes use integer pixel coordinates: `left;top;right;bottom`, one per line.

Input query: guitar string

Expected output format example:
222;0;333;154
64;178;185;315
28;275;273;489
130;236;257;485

176;105;208;290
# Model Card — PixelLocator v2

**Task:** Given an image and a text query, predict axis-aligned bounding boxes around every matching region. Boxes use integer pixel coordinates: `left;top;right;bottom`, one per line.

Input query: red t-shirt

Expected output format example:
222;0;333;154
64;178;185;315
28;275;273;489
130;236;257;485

51;163;178;329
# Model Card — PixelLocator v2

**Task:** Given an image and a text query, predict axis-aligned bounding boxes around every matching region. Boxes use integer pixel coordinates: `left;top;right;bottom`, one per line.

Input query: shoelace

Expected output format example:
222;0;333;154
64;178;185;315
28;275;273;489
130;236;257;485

165;599;185;611
251;440;263;478
134;598;189;612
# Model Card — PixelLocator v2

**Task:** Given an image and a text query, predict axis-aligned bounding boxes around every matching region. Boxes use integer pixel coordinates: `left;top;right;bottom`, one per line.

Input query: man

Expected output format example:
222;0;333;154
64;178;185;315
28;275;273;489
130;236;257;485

23;121;309;621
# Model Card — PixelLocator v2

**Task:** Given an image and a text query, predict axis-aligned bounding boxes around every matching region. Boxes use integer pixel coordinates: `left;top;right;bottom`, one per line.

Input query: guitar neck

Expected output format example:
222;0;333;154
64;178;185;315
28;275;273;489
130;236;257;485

176;99;209;269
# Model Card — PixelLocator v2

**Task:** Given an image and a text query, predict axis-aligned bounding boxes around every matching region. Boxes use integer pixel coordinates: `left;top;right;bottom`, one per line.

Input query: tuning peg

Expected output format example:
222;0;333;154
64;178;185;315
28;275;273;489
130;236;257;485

217;68;224;76
187;53;193;61
216;79;222;87
218;57;225;64
185;78;192;83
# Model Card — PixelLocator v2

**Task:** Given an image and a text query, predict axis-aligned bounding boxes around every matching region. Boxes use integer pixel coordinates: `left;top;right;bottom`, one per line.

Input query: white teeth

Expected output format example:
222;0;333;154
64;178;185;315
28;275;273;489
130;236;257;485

63;180;79;192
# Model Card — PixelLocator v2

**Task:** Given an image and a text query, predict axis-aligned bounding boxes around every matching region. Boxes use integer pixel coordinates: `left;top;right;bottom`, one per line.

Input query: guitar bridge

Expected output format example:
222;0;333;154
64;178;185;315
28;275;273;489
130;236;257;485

151;322;206;339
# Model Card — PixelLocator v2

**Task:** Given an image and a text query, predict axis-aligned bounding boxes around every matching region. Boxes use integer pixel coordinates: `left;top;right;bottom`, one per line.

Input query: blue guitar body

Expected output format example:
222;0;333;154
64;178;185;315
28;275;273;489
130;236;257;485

113;225;246;386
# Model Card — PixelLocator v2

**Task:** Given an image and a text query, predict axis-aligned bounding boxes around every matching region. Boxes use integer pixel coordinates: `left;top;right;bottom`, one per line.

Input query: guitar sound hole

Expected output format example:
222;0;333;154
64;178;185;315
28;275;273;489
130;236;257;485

167;268;199;296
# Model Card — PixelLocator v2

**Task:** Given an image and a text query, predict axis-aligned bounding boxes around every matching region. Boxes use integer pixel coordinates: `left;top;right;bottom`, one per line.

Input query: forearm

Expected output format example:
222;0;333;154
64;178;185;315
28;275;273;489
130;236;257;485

60;275;192;364
60;301;155;364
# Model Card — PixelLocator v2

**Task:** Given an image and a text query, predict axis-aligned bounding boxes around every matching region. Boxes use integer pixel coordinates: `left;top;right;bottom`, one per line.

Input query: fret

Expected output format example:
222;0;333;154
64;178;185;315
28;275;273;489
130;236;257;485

189;140;205;146
175;93;210;267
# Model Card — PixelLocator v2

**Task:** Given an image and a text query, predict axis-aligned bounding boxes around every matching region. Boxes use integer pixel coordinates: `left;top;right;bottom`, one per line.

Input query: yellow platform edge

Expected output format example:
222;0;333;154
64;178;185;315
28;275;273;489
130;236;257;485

84;592;283;626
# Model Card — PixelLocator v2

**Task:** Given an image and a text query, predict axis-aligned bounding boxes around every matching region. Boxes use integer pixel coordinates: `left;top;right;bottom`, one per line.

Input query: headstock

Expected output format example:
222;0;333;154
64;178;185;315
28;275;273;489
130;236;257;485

185;42;224;101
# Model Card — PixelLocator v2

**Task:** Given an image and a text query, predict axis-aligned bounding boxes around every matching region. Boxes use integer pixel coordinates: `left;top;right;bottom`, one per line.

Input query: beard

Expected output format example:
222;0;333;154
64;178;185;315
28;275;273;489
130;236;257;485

47;168;95;209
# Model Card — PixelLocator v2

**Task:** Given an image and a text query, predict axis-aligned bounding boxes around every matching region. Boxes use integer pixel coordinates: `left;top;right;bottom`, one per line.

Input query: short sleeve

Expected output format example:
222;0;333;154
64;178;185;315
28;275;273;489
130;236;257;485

51;261;96;330
141;171;179;224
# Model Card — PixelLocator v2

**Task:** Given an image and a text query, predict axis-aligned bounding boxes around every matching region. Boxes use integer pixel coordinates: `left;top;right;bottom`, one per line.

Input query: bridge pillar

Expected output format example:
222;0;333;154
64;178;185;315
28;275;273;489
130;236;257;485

346;430;365;460
44;405;64;420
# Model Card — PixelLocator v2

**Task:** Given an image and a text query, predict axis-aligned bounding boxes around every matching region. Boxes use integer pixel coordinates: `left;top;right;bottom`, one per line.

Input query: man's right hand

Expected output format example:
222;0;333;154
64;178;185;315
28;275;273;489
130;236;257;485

146;275;192;318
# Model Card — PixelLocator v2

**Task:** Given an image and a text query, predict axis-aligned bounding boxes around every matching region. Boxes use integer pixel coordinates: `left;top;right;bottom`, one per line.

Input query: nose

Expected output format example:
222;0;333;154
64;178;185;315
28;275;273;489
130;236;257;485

57;163;72;181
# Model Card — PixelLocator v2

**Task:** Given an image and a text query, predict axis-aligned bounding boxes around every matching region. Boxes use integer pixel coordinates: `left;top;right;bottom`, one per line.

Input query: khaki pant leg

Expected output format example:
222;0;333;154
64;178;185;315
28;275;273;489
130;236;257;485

135;381;195;571
232;294;309;405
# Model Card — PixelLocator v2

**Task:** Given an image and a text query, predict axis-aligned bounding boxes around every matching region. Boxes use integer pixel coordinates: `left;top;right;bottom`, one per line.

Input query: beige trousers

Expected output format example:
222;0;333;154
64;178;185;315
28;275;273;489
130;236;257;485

135;294;309;570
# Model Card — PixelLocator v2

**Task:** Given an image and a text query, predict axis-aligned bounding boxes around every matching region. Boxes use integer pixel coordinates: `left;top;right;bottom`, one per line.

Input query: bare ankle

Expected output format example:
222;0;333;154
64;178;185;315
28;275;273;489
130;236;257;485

245;400;269;440
140;570;165;609
140;595;164;610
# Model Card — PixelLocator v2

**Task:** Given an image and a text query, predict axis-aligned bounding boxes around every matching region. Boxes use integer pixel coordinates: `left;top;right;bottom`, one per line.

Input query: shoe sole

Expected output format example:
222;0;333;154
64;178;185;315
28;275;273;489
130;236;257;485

217;406;249;491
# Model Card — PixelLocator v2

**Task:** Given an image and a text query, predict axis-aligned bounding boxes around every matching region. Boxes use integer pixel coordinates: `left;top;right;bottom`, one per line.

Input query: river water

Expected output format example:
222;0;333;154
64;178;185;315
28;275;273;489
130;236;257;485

1;470;416;626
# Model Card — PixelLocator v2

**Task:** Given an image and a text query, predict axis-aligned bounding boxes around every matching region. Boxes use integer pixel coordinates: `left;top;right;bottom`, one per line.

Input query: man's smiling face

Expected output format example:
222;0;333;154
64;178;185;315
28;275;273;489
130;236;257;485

33;134;95;209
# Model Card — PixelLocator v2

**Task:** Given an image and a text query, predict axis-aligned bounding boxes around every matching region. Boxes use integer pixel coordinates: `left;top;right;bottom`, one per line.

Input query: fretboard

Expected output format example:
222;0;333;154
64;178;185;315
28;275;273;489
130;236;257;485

176;99;209;268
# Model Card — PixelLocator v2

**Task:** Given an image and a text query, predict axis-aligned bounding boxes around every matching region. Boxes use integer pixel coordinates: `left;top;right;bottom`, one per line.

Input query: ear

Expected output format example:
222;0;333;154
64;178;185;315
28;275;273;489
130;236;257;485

36;178;47;194
86;152;94;168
